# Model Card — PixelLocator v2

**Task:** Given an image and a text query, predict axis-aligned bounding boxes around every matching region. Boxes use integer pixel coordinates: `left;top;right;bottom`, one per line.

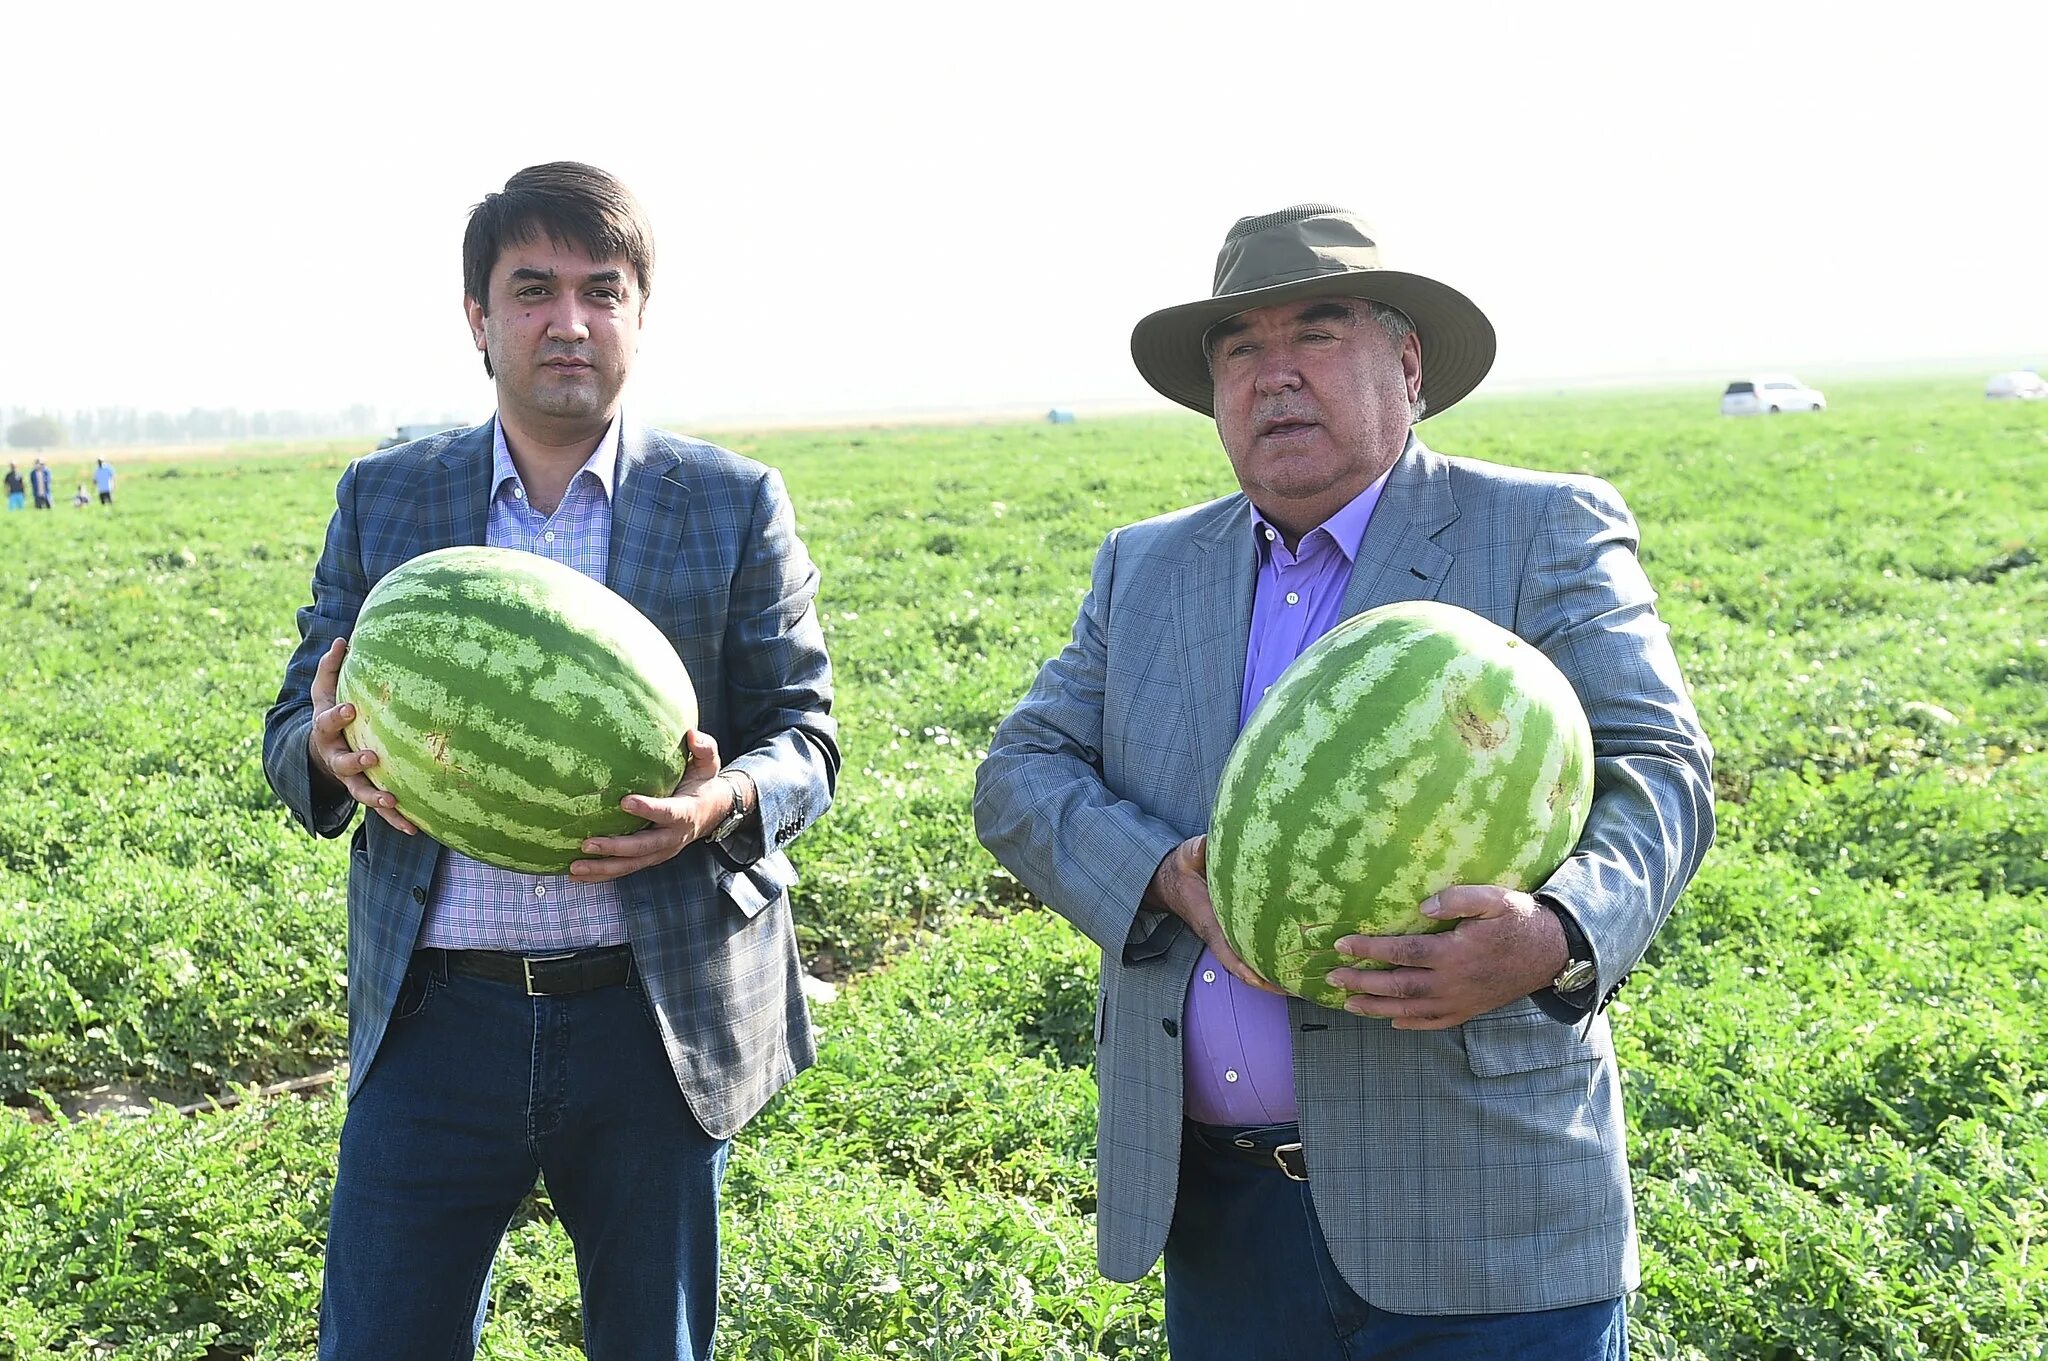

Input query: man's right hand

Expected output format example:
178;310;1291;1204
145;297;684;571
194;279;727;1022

1143;835;1283;994
307;637;416;835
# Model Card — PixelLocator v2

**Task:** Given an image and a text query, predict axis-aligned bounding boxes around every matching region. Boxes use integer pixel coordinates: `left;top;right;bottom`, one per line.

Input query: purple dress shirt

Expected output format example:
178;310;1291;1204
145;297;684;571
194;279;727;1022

1182;474;1389;1125
415;417;634;952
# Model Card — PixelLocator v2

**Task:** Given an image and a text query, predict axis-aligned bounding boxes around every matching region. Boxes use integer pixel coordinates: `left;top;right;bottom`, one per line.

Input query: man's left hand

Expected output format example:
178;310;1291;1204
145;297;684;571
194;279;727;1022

1324;886;1566;1029
568;731;727;882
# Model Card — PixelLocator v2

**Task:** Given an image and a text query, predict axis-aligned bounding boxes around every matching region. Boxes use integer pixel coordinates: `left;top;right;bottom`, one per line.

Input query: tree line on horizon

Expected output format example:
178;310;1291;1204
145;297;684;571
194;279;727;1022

1;404;474;450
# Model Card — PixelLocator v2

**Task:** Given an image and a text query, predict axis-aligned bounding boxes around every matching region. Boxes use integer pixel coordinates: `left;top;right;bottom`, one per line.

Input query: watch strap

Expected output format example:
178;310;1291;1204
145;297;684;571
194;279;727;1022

1537;894;1597;997
710;771;754;843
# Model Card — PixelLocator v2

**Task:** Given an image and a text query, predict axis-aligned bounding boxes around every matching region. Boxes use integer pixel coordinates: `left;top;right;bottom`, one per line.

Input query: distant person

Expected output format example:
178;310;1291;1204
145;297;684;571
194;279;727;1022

3;463;22;511
29;458;53;509
72;483;90;508
975;204;1714;1360
263;162;837;1361
93;459;115;506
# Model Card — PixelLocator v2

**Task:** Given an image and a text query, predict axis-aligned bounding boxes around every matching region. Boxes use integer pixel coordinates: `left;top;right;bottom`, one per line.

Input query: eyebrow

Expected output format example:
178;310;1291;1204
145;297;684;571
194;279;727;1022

1204;300;1362;355
1205;316;1249;352
506;266;630;288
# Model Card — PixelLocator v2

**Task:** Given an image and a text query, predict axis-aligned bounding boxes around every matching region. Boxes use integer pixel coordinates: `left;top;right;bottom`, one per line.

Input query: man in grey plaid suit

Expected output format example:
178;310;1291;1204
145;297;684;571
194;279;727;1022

974;205;1713;1359
263;163;837;1360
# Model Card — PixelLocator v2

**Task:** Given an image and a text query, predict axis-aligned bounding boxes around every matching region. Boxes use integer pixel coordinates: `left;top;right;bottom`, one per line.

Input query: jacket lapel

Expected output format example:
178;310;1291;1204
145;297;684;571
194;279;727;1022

1339;438;1458;618
422;422;494;550
1176;496;1257;798
605;417;692;619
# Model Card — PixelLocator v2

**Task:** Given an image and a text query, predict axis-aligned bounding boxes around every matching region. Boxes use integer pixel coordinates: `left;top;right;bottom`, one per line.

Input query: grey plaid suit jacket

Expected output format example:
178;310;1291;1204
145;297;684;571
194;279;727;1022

974;437;1713;1313
263;417;838;1140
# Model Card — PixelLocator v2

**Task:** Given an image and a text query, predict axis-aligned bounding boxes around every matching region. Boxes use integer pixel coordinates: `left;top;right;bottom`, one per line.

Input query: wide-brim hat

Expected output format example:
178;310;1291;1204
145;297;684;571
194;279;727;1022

1131;203;1496;419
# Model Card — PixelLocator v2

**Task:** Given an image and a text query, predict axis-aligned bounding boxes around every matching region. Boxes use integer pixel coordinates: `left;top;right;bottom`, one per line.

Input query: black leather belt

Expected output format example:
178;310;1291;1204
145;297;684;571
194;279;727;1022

424;945;633;996
1226;1138;1308;1181
1192;1123;1310;1181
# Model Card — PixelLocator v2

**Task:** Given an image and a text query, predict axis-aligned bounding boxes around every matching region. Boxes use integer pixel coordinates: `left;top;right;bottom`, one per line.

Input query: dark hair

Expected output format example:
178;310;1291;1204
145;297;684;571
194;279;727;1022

463;162;655;376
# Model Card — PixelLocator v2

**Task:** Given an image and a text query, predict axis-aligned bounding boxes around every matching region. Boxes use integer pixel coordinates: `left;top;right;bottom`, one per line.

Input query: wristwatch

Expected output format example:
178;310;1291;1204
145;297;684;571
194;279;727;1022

708;770;755;844
1538;895;1597;996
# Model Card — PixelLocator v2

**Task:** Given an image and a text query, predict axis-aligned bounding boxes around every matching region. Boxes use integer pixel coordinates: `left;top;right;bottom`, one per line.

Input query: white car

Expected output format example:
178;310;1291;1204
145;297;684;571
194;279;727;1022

1721;375;1827;415
1985;370;2048;400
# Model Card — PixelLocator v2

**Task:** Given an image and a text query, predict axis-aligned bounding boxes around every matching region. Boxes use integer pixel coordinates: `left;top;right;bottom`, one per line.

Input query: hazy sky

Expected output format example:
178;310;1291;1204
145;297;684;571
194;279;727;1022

6;1;2044;425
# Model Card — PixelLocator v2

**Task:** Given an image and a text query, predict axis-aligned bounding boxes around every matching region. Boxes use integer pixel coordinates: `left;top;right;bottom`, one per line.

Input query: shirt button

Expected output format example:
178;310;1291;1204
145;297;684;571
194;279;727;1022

513;486;525;499
1202;969;1217;984
1225;1069;1240;1083
1263;527;1276;542
1285;592;1300;606
543;530;556;544
533;884;547;897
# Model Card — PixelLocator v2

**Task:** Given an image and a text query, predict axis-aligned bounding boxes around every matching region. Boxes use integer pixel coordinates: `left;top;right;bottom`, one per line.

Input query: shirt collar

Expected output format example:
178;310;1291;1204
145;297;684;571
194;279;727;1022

491;414;622;504
1248;437;1405;566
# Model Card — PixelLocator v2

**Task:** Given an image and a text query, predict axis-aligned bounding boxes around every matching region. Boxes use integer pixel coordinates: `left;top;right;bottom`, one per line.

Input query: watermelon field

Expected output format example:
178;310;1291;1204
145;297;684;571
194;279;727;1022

2;382;2045;1359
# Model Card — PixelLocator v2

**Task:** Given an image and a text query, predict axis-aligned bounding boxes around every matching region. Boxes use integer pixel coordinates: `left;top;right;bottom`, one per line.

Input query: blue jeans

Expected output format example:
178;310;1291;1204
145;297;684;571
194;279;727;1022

1164;1122;1628;1361
319;952;729;1361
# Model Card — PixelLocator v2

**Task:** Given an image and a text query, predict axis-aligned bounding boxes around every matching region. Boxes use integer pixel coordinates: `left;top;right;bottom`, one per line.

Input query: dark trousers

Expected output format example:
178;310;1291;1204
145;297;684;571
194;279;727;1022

1164;1121;1628;1361
319;952;728;1361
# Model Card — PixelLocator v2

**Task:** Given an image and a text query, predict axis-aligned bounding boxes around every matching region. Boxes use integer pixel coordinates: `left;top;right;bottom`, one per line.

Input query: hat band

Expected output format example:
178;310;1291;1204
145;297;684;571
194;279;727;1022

1214;231;1383;288
1216;259;1394;299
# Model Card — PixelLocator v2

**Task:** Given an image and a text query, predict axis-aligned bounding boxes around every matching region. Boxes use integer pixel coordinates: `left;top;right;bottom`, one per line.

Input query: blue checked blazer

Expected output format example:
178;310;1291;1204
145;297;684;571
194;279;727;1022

974;438;1714;1313
263;417;838;1139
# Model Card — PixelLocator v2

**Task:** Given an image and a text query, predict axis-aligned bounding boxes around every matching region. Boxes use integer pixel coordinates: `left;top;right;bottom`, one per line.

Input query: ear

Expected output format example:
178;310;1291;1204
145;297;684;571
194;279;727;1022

465;294;488;352
1401;329;1423;403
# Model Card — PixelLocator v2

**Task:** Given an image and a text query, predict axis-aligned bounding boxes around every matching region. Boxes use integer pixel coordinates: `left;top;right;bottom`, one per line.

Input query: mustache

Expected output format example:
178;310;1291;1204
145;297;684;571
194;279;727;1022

1256;407;1321;434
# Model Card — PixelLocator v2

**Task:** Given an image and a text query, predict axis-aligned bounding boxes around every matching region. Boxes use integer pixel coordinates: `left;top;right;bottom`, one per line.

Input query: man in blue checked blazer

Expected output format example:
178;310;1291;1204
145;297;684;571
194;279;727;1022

263;163;837;1361
975;206;1714;1360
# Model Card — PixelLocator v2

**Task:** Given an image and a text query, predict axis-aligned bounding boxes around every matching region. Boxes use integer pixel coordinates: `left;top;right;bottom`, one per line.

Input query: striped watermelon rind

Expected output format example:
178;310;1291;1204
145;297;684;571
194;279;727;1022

1207;600;1593;1009
335;545;698;874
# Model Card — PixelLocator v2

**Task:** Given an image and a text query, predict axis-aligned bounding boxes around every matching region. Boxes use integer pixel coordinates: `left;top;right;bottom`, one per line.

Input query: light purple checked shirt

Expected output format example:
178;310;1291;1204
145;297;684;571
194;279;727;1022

415;417;632;952
1182;471;1389;1126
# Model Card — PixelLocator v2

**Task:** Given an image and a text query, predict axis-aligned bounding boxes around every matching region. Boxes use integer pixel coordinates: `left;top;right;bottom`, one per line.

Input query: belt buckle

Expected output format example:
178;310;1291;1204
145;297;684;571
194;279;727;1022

1273;1141;1307;1181
522;950;578;996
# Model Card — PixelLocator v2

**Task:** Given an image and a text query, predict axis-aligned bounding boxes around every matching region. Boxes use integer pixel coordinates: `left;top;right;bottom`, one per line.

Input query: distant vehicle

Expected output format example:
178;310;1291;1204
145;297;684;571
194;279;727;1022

375;423;462;451
1985;370;2048;401
1721;375;1827;416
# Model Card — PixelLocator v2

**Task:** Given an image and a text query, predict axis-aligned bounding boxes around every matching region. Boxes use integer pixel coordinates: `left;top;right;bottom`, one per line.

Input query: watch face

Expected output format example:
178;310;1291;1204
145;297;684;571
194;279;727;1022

1555;959;1597;994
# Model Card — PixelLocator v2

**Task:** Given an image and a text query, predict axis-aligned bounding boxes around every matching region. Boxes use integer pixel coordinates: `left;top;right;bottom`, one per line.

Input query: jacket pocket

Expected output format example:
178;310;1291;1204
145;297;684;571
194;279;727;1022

718;848;798;919
1462;1009;1613;1078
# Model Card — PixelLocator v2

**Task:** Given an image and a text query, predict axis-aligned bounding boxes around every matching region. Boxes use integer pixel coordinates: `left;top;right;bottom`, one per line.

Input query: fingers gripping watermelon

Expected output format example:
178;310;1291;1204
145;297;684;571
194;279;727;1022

1207;600;1593;1009
335;546;698;874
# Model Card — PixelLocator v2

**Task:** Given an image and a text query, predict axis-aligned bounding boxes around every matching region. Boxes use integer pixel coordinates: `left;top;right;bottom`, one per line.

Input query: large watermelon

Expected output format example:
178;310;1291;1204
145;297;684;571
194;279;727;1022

1207;600;1593;1008
335;546;698;874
